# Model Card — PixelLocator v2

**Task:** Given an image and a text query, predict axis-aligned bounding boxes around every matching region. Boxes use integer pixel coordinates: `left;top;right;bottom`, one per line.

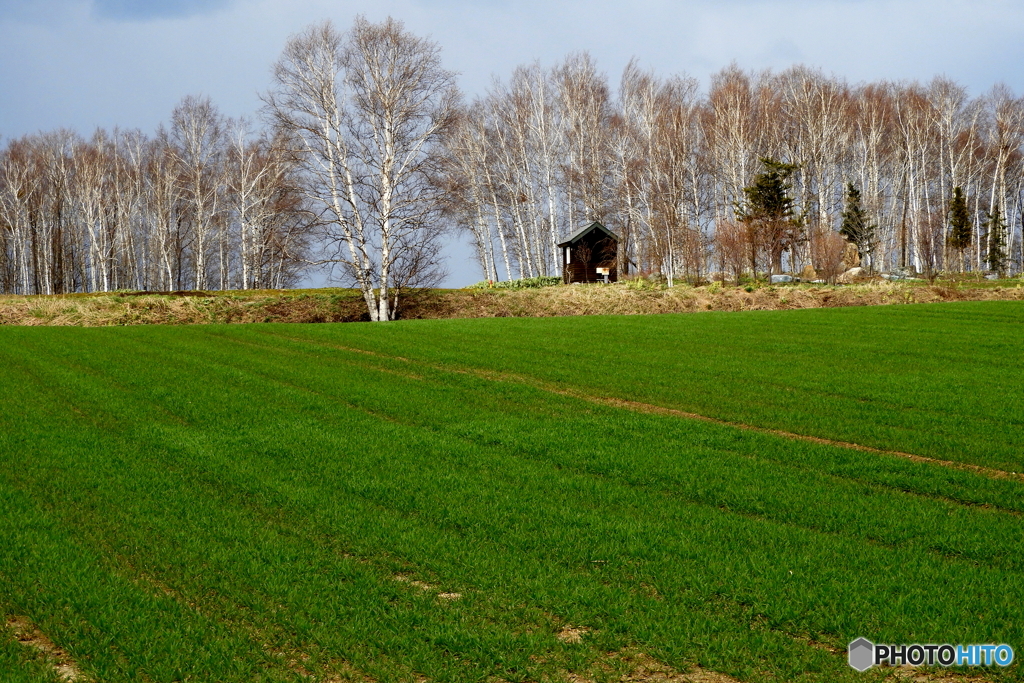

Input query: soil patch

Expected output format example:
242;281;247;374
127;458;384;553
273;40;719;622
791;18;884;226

556;626;590;644
5;616;84;682
567;650;744;683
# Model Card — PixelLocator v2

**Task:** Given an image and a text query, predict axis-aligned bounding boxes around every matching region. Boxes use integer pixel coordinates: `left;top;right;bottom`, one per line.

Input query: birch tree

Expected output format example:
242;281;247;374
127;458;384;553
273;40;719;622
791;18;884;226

170;95;225;290
263;17;459;321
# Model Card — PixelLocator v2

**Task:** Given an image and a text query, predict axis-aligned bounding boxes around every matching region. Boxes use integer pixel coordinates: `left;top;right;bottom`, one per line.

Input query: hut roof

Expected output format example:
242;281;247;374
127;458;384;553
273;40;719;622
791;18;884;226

556;221;620;248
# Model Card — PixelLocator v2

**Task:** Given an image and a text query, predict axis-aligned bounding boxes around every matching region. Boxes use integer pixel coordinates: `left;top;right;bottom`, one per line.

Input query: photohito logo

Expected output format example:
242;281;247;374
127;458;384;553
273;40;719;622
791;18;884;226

848;638;1015;671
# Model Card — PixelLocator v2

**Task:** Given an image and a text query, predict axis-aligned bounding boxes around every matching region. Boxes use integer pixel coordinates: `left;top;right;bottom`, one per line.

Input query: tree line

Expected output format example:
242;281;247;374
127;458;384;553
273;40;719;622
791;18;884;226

2;16;1023;318
0;97;315;295
443;60;1024;284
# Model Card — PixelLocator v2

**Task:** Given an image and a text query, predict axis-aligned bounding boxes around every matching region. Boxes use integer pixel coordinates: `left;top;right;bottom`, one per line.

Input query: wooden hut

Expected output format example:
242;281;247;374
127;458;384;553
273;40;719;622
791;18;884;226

558;221;620;284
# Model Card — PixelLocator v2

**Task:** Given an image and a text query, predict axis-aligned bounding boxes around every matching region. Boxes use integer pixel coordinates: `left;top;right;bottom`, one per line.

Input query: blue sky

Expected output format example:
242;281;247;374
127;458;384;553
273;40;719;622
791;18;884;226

2;0;1023;286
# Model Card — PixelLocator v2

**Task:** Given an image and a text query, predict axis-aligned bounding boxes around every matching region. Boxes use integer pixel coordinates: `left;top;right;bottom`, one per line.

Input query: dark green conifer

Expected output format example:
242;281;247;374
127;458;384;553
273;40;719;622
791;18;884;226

986;204;1007;276
737;158;801;277
839;183;875;266
740;158;799;223
947;187;971;270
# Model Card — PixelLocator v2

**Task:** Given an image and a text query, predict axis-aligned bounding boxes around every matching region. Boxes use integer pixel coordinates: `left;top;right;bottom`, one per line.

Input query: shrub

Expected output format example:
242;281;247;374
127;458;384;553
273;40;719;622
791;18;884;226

625;276;666;291
469;276;562;290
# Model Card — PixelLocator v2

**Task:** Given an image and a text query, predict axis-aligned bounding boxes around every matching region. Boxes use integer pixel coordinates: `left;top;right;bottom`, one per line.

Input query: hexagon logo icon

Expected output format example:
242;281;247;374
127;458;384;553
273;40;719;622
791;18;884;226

848;637;875;671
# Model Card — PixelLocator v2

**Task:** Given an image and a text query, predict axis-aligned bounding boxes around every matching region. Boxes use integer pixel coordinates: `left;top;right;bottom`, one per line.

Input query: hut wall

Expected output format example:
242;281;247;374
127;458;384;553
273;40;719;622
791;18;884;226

564;235;618;283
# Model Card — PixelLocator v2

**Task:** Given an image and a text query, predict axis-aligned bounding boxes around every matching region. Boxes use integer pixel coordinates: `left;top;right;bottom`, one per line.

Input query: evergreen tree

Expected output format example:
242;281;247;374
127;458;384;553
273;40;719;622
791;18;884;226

946;187;971;271
738;158;801;277
986;204;1008;276
839;183;875;268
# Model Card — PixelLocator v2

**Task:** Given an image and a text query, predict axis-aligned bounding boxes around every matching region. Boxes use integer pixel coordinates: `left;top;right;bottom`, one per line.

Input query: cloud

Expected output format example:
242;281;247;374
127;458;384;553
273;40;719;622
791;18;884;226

4;0;1023;140
0;0;233;22
91;0;233;20
0;0;77;22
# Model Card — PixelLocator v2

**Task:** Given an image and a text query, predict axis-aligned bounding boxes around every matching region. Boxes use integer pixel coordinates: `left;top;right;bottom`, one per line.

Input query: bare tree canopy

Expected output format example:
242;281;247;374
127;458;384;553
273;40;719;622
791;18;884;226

0;109;311;295
262;16;460;321
440;63;1024;284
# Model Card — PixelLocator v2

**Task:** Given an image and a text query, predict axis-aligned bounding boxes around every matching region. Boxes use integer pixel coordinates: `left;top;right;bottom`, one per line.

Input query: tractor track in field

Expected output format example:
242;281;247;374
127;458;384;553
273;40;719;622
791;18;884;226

563;649;747;683
577;395;1024;485
5;616;85;682
488;376;1024;486
269;333;1024;487
203;331;1024;533
123;565;376;683
183;330;1024;571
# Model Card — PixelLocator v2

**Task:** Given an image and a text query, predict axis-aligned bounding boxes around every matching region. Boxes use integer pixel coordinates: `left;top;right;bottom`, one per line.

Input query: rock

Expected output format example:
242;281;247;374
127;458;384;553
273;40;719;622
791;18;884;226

882;272;923;281
800;264;818;281
841;242;861;271
836;267;865;284
770;274;795;284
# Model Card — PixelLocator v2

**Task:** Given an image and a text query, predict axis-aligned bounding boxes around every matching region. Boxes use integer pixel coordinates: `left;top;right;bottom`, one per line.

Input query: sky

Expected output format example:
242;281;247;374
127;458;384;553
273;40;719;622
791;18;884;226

2;0;1023;287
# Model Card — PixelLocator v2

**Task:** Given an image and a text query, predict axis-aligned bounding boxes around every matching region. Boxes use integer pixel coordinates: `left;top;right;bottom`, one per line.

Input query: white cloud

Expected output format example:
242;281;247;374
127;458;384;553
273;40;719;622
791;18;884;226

91;0;234;20
4;0;1023;140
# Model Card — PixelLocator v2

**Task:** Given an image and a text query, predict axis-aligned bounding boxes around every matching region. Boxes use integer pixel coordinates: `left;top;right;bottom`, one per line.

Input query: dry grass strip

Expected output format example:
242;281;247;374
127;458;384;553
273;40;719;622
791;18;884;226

393;574;435;591
886;666;994;683
619;652;741;683
2;281;1023;327
556;626;590;644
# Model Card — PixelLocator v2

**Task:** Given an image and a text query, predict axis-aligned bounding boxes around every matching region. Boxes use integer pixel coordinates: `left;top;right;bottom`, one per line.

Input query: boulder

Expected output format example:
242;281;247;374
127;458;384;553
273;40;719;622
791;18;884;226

882;267;917;281
770;274;795;284
836;267;865;284
841;242;861;271
882;271;923;281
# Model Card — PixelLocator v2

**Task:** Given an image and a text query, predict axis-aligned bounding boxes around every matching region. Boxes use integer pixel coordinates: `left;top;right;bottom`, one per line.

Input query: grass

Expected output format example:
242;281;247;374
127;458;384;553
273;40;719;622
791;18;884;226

300;300;1024;472
0;301;1022;682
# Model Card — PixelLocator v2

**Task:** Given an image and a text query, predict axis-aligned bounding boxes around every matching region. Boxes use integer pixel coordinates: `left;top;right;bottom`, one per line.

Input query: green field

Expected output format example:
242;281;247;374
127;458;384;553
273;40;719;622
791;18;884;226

1;301;1022;682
